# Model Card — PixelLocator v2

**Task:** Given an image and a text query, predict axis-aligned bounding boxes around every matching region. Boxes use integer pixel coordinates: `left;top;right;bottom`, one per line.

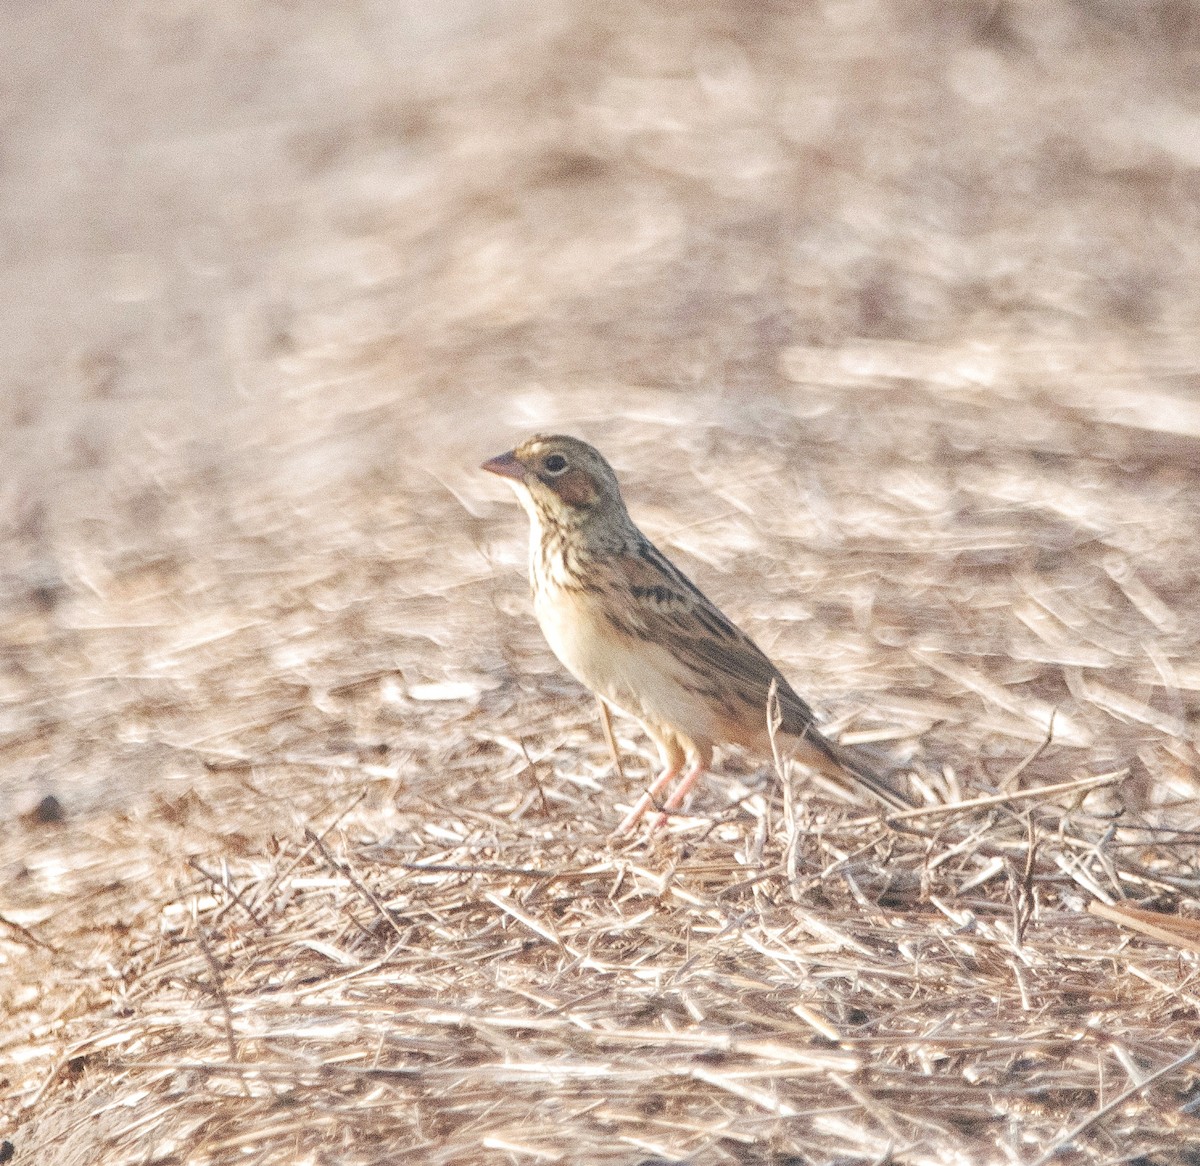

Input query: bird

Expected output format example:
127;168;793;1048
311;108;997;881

481;434;912;834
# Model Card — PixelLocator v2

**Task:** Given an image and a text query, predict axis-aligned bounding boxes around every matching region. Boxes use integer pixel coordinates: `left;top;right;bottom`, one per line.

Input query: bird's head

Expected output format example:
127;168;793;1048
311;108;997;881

481;434;628;532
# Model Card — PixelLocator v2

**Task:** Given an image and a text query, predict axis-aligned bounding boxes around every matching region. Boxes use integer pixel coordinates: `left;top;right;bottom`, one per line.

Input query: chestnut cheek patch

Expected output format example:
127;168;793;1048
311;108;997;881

554;469;598;508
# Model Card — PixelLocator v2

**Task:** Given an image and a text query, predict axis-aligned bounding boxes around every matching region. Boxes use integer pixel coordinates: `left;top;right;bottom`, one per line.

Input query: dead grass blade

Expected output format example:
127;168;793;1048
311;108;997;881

1087;901;1200;957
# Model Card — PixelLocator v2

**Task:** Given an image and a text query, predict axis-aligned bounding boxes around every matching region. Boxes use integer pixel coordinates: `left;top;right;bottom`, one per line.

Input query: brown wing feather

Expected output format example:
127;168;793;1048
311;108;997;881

608;538;822;737
607;537;912;810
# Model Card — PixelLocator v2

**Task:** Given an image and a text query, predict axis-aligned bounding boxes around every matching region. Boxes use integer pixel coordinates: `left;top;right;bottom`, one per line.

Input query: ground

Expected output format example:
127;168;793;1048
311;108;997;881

3;2;1200;1163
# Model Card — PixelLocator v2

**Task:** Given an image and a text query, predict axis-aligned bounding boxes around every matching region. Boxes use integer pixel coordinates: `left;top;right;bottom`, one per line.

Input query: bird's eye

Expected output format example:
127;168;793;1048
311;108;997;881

543;454;568;475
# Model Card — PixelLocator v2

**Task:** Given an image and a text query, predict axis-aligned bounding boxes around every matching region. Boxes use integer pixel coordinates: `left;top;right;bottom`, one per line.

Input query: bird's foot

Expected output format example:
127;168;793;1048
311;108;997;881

614;760;705;836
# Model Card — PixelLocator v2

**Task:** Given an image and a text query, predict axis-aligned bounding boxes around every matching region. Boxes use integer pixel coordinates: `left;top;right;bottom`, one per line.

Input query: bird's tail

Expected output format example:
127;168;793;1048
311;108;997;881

799;731;915;812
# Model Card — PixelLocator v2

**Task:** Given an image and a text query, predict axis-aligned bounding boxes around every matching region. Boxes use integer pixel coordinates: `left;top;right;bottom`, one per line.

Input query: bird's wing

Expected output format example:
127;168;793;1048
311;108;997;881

606;538;823;739
606;538;913;811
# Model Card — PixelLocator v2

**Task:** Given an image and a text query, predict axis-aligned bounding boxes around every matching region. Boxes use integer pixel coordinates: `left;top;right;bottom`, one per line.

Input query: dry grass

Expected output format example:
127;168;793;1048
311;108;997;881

4;742;1200;1166
5;355;1200;1164
6;1;1200;1162
11;777;1200;1166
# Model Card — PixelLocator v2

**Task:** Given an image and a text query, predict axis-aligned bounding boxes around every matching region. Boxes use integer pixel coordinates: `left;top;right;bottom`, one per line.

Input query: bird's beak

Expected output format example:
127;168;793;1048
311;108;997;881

481;450;526;482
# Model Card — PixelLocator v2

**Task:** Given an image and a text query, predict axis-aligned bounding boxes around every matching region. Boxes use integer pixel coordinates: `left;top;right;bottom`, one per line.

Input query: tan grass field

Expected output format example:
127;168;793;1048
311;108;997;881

3;2;1200;1163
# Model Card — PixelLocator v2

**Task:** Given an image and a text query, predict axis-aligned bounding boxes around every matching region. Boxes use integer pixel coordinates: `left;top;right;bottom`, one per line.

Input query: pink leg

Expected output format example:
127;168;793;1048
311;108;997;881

612;759;683;836
650;759;706;830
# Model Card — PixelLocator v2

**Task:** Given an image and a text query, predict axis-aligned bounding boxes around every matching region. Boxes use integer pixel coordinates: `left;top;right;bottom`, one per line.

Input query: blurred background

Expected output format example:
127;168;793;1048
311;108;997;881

3;0;1200;817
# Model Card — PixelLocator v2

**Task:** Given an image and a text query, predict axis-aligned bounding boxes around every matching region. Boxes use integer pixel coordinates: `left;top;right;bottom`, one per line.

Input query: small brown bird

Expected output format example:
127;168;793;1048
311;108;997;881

482;434;911;833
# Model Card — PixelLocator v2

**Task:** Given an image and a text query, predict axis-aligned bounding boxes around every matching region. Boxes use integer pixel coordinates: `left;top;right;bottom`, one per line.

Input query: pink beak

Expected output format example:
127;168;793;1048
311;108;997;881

481;450;525;481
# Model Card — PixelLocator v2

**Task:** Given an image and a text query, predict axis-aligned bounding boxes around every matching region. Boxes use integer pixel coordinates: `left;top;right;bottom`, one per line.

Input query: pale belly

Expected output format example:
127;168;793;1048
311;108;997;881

533;586;720;751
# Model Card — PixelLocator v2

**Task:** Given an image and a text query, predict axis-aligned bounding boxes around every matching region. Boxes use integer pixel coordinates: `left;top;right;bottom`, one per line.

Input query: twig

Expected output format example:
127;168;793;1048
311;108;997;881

597;697;626;784
305;828;409;942
1088;900;1200;956
195;926;242;1071
767;681;798;893
1000;710;1056;791
190;859;263;926
484;891;563;948
848;770;1126;826
397;861;560;877
247;787;368;914
0;911;59;954
519;737;550;816
1009;814;1037;948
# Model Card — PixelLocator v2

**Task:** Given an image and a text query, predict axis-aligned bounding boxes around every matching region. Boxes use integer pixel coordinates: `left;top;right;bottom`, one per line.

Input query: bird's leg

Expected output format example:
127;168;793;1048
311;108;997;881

611;759;683;836
596;697;625;783
649;759;706;830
